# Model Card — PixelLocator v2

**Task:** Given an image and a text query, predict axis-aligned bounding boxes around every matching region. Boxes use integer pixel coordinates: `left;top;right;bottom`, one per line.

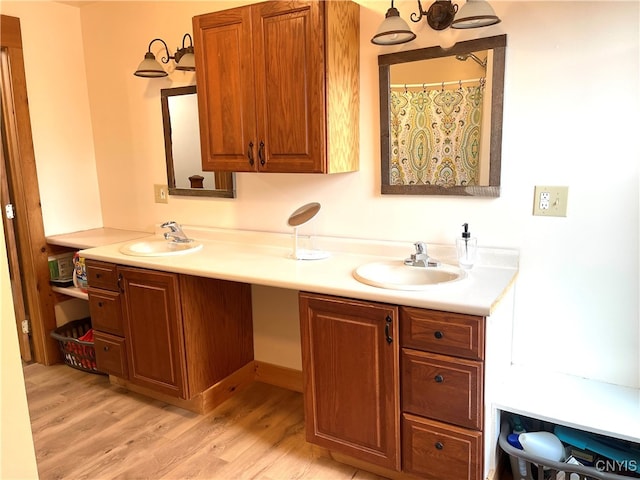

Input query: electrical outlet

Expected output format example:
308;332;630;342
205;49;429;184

154;184;168;204
533;186;568;217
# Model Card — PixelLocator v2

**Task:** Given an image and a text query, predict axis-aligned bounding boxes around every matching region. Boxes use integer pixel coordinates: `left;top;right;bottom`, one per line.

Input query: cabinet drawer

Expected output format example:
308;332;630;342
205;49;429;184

85;260;119;291
400;307;484;360
402;349;483;430
94;332;128;379
402;413;482;480
88;288;123;336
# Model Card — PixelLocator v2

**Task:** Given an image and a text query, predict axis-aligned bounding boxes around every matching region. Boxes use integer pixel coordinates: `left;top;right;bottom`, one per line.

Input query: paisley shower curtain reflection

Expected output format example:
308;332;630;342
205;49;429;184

389;85;484;187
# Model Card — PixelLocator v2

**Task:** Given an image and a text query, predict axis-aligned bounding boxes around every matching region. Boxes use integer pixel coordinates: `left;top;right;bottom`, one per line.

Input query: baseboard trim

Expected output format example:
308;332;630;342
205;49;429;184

253;361;303;393
108;361;302;414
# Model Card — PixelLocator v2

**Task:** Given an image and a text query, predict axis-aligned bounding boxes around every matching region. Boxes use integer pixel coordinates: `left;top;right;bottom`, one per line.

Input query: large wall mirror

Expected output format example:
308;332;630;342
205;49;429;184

379;34;506;197
161;86;235;198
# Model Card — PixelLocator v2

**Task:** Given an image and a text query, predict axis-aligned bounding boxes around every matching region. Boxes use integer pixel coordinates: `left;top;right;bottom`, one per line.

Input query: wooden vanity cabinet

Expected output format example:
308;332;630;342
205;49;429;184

299;293;400;471
400;307;485;480
86;260;253;402
192;1;359;174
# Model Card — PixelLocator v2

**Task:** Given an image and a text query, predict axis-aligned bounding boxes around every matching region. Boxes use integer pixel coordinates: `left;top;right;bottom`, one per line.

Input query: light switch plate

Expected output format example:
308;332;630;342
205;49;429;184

154;184;168;204
533;186;568;217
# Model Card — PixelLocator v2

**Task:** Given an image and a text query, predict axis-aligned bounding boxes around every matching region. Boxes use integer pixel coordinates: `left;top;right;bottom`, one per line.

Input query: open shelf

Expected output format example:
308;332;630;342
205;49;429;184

51;285;88;301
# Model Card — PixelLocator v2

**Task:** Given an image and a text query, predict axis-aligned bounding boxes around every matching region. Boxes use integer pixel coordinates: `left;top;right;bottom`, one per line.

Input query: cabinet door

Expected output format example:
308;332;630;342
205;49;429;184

119;267;186;398
193;6;256;172
299;293;400;471
252;1;325;173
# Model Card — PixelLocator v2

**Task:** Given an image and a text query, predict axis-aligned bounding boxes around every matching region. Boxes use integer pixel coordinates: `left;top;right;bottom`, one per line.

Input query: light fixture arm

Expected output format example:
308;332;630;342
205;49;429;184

146;38;172;64
410;0;427;22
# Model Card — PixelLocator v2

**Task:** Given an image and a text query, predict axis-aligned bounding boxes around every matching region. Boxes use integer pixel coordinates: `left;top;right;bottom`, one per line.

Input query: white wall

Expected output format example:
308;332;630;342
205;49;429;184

0;1;103;236
2;1;638;392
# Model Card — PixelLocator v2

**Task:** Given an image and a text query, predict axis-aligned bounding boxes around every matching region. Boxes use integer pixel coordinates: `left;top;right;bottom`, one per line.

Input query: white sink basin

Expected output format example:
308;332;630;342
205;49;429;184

353;260;466;290
119;238;203;257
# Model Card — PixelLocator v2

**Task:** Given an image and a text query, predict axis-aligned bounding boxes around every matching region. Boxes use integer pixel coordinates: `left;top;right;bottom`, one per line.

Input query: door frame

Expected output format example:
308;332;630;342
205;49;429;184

1;14;60;365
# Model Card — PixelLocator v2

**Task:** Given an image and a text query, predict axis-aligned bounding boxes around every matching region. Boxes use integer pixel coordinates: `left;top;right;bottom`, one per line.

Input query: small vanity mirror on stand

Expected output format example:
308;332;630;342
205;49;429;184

287;202;329;260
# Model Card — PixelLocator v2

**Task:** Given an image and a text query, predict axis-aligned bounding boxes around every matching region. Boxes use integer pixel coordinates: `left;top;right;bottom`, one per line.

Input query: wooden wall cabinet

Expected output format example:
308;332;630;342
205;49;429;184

192;1;359;174
299;293;400;471
86;260;254;403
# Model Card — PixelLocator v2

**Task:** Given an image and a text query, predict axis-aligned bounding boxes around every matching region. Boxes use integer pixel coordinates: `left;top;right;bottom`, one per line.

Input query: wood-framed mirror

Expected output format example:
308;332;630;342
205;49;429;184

161;85;235;198
379;34;506;196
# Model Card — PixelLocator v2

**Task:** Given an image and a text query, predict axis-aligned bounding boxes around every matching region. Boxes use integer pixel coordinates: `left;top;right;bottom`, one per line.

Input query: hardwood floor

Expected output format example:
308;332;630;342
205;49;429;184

23;363;387;480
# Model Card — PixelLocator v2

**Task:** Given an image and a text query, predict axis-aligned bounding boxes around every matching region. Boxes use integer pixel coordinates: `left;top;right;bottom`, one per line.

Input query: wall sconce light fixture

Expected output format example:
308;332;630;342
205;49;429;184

134;33;195;78
411;0;500;30
371;0;417;46
371;0;500;43
450;0;501;29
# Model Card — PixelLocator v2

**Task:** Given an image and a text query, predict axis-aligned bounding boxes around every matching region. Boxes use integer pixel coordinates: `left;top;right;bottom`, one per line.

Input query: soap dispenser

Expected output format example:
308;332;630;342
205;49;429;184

456;223;477;269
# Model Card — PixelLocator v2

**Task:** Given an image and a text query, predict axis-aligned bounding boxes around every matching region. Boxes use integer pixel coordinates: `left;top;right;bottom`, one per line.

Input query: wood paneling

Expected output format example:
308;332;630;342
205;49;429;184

325;0;360;173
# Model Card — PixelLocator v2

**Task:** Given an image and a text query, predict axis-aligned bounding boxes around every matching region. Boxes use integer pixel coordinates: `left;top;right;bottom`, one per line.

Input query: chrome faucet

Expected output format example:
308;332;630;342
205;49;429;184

404;241;440;267
161;221;192;243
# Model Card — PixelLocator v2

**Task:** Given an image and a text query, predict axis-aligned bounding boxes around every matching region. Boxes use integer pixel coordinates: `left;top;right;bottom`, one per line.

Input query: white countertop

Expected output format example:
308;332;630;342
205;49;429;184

78;225;519;317
47;227;150;249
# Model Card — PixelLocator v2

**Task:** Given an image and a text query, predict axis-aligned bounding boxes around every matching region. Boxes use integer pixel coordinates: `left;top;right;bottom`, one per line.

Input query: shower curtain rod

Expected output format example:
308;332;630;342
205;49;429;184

390;77;484;89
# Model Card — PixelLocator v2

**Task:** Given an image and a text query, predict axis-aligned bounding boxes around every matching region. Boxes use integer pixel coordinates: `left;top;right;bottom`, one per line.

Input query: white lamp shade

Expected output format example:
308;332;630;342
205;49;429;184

371;8;416;45
134;53;167;78
451;0;501;29
176;52;196;71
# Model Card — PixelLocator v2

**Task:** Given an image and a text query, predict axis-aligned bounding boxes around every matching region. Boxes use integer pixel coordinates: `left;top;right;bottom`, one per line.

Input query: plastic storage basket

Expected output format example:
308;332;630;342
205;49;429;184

499;422;637;480
50;318;104;375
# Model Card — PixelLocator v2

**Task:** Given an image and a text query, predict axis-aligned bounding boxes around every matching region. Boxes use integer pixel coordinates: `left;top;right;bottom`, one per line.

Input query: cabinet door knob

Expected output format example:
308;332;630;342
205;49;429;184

103;346;110;352
97;301;103;307
435;441;444;450
434;374;444;383
434;330;443;339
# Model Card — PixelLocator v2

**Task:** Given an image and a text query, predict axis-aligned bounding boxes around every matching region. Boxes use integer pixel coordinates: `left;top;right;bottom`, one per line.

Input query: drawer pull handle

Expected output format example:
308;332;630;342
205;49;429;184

96;273;102;279
435;442;444;450
434;330;443;339
98;301;103;307
435;374;444;383
103;346;110;352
